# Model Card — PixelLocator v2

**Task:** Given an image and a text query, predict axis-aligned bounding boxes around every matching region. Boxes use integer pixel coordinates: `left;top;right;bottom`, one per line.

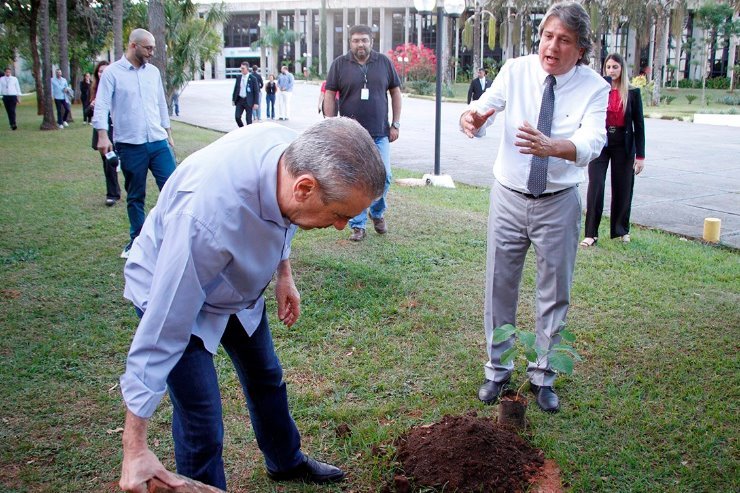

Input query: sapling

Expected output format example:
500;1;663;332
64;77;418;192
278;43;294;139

492;323;582;397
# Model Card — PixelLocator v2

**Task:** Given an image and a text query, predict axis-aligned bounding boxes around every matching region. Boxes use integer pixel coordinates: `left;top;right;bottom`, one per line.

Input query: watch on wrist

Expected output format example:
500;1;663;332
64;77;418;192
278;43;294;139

392;121;401;129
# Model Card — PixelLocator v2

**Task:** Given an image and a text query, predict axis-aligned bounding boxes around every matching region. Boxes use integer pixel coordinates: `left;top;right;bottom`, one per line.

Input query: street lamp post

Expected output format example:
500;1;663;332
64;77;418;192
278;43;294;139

414;0;465;185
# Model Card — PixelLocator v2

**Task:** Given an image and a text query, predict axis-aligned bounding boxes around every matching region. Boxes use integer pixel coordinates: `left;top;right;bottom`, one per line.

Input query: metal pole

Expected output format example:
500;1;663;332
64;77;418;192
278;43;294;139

434;6;443;175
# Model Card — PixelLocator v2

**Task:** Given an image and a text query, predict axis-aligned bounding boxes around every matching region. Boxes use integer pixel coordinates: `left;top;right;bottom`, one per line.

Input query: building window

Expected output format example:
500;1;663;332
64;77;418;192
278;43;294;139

392;11;405;50
224;14;260;48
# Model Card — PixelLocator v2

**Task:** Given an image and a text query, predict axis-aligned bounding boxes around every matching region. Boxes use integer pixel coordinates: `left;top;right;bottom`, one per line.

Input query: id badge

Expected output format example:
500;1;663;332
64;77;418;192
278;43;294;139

361;88;370;100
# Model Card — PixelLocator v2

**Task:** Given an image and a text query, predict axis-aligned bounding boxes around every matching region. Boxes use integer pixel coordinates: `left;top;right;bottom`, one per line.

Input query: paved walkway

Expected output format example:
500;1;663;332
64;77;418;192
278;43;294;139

176;80;740;248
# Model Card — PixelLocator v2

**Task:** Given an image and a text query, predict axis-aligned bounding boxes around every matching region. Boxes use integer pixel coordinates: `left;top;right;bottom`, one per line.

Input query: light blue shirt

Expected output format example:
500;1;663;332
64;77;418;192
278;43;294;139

468;54;608;193
120;123;299;418
92;55;170;144
278;71;294;92
51;76;68;100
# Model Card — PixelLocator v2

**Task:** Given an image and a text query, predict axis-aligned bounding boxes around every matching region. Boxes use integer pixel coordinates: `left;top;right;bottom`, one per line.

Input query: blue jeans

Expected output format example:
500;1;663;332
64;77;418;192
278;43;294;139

116;140;176;244
164;308;304;488
349;136;391;230
265;94;276;119
252;92;262;120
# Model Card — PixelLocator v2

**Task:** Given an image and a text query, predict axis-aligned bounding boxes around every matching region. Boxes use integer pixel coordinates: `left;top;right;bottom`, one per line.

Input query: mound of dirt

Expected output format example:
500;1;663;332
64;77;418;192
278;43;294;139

394;413;545;492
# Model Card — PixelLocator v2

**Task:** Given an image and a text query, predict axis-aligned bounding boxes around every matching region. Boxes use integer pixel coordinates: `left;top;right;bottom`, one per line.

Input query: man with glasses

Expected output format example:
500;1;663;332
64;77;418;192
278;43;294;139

93;28;176;259
323;24;402;242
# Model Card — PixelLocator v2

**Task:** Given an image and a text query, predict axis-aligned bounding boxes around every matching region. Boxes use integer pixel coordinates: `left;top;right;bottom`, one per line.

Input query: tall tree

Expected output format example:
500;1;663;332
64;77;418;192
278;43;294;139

1;0;44;114
320;0;327;76
56;0;73;120
649;0;677;106
252;25;298;75
148;0;167;90
114;0;123;59
39;0;56;129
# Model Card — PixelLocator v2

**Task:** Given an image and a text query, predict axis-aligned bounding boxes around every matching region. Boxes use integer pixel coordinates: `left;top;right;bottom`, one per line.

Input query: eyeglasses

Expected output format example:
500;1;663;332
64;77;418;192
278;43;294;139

137;44;155;52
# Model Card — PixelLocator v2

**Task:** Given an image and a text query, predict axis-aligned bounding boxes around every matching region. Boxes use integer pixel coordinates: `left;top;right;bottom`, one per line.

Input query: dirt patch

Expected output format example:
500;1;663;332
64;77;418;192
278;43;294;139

392;413;558;492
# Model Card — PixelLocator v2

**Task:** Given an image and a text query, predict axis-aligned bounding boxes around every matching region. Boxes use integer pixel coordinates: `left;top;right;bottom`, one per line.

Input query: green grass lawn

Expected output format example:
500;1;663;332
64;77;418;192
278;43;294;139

1;104;738;492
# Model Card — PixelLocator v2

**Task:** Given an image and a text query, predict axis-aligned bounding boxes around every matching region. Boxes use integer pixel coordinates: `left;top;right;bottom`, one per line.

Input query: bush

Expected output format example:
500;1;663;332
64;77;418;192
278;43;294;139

705;76;730;90
719;95;740;106
686;94;698;104
406;80;434;96
661;95;676;105
678;78;701;89
388;43;437;83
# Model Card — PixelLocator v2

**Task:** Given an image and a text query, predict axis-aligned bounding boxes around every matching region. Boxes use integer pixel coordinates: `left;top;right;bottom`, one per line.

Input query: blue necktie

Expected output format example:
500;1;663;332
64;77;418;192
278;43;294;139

527;75;556;197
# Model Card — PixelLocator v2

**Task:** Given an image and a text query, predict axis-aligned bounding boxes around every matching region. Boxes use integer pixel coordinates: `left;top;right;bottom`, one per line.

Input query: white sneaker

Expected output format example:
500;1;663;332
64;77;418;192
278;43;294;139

58;124;64;129
62;121;69;127
120;245;131;259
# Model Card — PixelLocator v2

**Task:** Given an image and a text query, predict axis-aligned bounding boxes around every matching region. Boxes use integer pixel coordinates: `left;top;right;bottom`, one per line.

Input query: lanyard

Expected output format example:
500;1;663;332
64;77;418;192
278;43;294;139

358;64;368;89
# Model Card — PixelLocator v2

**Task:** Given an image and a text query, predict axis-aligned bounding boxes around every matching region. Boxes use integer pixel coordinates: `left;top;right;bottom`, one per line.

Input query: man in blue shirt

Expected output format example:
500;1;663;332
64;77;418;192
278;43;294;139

51;69;71;128
117;118;386;492
276;65;294;120
93;28;176;259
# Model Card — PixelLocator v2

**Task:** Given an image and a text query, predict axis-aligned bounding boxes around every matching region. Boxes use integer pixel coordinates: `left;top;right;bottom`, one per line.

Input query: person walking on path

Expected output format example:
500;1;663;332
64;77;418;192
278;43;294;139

92;28;176;259
467;67;491;104
582;52;645;247
80;73;92;124
324;24;402;242
276;66;294;120
1;67;21;130
88;60;121;207
51;69;72;129
251;65;263;122
232;61;260;127
117;118;386;492
265;73;277;120
460;1;608;413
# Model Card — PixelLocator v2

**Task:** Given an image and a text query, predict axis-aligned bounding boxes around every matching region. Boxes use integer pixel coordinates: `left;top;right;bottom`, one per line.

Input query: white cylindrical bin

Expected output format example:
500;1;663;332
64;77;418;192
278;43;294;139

703;218;721;243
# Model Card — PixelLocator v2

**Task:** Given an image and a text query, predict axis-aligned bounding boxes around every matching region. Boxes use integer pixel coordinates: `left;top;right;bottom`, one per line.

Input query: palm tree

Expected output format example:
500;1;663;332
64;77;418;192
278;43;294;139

149;0;167;90
320;0;327;75
252;25;299;75
56;0;73;121
39;0;56;130
164;0;228;111
649;0;678;106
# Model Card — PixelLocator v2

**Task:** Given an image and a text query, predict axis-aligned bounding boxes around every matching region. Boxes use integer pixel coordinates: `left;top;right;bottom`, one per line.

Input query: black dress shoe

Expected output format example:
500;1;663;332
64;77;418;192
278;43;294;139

477;378;510;404
529;383;560;413
267;456;345;484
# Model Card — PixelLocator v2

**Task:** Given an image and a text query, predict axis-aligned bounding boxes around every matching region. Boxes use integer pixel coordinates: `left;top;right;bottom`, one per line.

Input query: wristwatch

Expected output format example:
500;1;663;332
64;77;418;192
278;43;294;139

391;121;401;129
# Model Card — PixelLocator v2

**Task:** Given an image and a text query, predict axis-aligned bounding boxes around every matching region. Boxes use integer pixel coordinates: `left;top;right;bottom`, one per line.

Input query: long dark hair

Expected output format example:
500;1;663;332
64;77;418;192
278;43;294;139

91;60;110;98
604;53;629;115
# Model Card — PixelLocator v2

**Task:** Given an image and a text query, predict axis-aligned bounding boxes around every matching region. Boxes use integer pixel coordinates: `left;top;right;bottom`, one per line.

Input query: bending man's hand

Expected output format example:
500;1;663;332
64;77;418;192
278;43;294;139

460;108;496;138
120;410;185;493
275;260;301;327
120;447;184;493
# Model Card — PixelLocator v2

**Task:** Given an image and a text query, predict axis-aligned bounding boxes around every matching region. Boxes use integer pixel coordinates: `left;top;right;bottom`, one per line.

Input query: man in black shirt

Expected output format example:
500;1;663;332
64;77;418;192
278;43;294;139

324;25;402;242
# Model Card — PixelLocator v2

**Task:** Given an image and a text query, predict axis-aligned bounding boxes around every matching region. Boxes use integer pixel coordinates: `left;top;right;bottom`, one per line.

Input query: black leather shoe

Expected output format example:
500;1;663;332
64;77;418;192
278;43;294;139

267;456;345;484
477;378;510;405
529;383;560;413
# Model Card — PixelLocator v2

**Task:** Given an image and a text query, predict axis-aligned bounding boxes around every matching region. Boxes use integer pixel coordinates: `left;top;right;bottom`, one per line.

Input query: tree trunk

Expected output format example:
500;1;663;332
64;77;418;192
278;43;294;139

56;0;73;121
28;0;44;115
320;0;327;76
652;5;669;106
473;6;481;71
148;0;168;96
39;0;57;130
114;0;124;60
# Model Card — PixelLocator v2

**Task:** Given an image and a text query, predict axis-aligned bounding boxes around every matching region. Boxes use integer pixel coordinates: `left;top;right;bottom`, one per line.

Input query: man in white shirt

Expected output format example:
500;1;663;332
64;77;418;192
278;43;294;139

1;67;21;130
460;1;608;413
117;118;386;492
93;28;176;259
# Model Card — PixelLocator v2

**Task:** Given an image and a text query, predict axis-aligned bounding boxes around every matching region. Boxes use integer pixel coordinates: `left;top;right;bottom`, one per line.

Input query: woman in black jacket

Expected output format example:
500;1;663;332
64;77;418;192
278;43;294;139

582;53;646;246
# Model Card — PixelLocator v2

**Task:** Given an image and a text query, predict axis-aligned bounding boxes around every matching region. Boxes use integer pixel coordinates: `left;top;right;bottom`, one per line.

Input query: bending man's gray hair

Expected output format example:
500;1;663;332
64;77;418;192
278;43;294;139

539;2;593;66
283;117;386;203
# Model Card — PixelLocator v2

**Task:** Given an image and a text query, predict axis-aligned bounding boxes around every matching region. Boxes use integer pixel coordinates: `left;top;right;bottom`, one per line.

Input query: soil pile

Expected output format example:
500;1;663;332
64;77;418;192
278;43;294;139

394;413;544;492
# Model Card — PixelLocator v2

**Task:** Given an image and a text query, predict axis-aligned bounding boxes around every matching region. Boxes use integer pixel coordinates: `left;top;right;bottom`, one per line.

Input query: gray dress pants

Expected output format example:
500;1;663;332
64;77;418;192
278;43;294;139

483;180;581;386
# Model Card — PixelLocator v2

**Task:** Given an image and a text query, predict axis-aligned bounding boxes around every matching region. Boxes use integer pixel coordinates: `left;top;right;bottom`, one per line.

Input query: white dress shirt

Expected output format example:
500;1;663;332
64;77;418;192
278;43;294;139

1;75;21;96
92;56;170;144
469;54;609;193
121;123;298;418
